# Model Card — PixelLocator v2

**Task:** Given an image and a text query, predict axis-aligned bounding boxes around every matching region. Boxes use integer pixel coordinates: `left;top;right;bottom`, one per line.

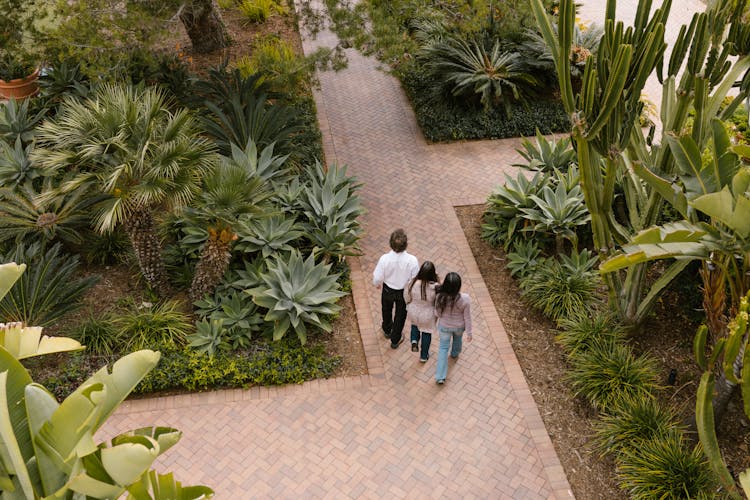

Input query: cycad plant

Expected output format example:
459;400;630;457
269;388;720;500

186;141;287;301
0;180;100;247
420;36;537;112
32;84;217;295
247;250;346;343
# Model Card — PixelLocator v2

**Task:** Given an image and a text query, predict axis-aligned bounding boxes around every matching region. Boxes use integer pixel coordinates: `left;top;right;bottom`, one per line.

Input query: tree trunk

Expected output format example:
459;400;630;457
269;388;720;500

122;208;171;296
179;0;229;54
190;227;234;302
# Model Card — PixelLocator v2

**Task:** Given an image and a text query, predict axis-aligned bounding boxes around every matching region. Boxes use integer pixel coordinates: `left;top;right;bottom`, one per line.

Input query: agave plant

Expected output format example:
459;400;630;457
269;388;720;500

420;36;537;111
235;214;304;257
505;239;543;279
194;291;263;350
514;128;577;172
0;138;46;189
247;250;346;343
299;162;364;262
0;180;101;246
0;98;46;146
483;171;548;248
32;83;217;295
520;180;590;253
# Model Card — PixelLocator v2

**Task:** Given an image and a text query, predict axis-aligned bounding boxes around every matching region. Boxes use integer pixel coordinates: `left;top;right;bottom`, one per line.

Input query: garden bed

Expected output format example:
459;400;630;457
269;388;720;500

456;204;750;499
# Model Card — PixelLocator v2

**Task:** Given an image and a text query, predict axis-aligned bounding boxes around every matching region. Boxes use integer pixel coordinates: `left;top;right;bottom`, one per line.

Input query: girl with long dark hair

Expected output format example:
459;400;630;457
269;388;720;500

404;261;440;362
434;272;472;384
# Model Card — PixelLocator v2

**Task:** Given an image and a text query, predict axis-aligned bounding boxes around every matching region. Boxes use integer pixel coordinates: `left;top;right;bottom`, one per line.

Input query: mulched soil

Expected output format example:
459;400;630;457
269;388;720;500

456;204;750;499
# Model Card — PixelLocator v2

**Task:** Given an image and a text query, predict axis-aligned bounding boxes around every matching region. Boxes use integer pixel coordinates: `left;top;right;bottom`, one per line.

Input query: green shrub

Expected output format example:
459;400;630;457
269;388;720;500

110;299;193;350
555;313;625;357
69;315;123;356
80;227;131;265
593;397;681;457
238;0;282;22
248;250;346;343
0;243;98;326
519;258;600;322
401;62;569;142
567;340;660;413
616;434;717;500
236;36;307;95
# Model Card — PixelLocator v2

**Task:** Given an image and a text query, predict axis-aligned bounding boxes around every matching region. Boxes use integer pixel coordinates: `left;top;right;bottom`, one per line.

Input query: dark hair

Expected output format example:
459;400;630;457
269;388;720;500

435;272;461;314
408;261;439;300
389;229;408;252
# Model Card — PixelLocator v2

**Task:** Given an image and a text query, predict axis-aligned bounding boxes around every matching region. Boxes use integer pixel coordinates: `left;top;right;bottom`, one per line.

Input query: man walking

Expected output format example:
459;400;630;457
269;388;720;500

373;229;419;349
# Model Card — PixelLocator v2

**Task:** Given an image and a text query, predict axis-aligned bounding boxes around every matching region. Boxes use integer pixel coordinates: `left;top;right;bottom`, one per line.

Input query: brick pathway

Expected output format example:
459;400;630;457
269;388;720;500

99;0;704;497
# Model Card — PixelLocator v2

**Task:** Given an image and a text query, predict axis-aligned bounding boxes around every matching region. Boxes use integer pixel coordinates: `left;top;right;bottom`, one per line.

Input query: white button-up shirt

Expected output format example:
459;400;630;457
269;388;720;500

373;250;419;290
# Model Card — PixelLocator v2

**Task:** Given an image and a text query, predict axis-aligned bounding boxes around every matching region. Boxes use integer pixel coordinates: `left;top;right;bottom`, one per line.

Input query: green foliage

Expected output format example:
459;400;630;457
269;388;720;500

593;396;682;457
520;23;603;80
519;257;600;322
0;243;98;326
0;181;100;247
42;338;341;396
514;129;577;173
0;98;46;147
505;239;543;279
235;214;304;257
69;315;122;356
110;299;192;350
616;434;716;500
238;0;285;22
555;313;625;357
38;59;95;105
419;37;537;111
299;162;364;261
81;227;131;265
193;292;265;352
0;139;43;189
567;339;660;413
248;250;346;343
482;171;547;249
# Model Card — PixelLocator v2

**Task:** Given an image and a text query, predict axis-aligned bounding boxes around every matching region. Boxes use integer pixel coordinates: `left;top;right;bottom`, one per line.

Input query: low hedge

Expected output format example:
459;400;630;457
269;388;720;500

400;64;570;142
41;338;342;399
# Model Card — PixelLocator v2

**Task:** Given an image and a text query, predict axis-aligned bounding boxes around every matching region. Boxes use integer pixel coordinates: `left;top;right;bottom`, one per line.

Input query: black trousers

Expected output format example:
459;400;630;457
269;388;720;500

381;284;407;344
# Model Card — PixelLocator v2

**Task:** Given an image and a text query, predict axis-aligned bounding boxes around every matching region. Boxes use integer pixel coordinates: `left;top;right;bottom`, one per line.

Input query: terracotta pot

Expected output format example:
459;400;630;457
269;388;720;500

0;68;40;100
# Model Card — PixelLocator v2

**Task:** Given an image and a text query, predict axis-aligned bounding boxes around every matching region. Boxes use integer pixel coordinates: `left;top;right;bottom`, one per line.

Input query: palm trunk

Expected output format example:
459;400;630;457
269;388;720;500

122;208;170;296
190;227;234;302
179;0;229;54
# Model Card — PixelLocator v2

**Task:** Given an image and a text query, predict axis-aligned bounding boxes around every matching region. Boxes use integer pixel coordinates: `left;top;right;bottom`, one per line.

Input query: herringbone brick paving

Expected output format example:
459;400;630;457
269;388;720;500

100;0;705;497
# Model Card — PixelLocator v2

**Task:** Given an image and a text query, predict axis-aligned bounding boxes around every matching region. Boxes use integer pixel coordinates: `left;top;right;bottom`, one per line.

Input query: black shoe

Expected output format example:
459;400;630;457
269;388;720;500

382;328;390;339
411;342;418;352
390;338;404;349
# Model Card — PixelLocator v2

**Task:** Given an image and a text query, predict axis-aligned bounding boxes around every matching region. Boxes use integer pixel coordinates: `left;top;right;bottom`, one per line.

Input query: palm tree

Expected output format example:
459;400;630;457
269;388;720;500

187;140;289;302
32;84;217;295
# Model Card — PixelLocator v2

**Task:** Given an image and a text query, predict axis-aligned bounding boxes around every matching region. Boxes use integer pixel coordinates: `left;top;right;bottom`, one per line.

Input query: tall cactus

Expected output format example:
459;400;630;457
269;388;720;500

530;0;750;328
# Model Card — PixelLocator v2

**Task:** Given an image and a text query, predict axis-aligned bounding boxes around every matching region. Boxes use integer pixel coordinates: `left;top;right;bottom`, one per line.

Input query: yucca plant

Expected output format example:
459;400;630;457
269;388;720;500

32;83;218;295
514;128;577;172
505;239;543;279
0;243;98;326
0;180;101;247
235;214;304;257
299;162;364;262
519;258;600;322
247;250;346;343
110;299;193;351
520;180;590;253
593;396;682;457
420;36;537;112
482;171;547;249
567;339;660;413
555;312;625;357
616;434;716;500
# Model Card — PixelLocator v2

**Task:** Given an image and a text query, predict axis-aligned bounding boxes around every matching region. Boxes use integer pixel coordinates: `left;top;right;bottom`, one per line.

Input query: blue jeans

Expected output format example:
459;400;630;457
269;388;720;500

410;324;432;360
436;325;464;381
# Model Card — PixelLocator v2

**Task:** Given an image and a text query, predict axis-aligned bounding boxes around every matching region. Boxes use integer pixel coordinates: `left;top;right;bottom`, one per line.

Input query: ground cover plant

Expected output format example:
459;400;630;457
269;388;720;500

0;0;366;404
